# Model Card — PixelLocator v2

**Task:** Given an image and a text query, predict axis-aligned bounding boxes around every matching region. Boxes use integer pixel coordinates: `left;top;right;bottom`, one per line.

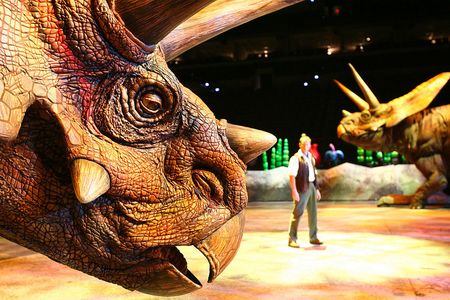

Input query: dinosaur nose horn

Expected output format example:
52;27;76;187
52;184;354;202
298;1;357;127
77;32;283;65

225;122;277;164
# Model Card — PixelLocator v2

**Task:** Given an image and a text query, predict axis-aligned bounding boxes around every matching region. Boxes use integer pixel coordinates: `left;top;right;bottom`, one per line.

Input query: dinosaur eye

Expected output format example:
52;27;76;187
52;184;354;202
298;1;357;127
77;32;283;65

360;111;371;122
131;83;175;123
140;92;163;114
93;74;181;146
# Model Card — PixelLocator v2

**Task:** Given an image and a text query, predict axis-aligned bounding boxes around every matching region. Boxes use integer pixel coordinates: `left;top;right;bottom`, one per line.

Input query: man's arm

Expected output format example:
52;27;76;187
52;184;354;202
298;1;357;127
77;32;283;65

313;160;321;201
289;175;300;202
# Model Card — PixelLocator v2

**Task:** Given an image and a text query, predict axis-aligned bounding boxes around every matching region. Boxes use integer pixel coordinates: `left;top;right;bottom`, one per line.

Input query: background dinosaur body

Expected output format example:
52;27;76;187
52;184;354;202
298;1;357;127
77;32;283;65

336;65;450;209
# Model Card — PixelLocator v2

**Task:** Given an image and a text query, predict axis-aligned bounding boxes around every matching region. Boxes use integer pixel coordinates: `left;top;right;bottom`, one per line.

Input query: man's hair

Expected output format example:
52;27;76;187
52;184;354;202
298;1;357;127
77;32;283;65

299;133;311;146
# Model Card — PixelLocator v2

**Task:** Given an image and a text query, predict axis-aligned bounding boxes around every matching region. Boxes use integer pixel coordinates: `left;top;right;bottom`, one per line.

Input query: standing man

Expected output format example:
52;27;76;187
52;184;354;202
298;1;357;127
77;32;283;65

288;133;323;248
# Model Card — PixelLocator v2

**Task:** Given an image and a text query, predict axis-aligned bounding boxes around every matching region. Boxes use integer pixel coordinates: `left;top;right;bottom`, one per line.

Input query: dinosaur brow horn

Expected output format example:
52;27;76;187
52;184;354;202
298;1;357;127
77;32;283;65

334;80;369;111
348;64;380;108
113;0;215;47
160;0;304;61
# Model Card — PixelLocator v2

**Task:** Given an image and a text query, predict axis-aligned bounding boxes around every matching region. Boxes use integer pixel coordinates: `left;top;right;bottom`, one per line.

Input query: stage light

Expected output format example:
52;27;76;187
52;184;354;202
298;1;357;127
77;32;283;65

303;82;309;87
204;82;210;87
314;74;319;80
214;87;220;92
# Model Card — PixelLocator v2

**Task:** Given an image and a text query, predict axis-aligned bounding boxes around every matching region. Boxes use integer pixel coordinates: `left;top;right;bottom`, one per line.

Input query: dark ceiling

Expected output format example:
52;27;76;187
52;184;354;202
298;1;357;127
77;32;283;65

170;0;450;168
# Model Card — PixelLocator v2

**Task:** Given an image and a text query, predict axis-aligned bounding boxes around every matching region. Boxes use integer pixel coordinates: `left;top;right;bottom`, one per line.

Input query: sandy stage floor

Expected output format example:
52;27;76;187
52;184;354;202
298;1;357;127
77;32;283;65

0;201;449;300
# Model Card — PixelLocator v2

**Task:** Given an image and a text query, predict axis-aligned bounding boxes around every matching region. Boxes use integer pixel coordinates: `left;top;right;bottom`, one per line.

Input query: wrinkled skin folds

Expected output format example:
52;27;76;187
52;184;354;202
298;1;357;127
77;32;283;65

0;0;283;296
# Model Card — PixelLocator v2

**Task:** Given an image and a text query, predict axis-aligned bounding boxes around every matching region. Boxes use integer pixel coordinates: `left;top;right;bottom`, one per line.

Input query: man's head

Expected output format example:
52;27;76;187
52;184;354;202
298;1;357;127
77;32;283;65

299;133;311;153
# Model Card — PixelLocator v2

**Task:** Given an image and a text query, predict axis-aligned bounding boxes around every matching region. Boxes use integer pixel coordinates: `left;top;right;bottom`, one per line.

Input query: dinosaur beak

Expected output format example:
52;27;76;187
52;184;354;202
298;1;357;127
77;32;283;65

195;211;245;282
225;122;277;164
136;211;245;295
337;124;347;138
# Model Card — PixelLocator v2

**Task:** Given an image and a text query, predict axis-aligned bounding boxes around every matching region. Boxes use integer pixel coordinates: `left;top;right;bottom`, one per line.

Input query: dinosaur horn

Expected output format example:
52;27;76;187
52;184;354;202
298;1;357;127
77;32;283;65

0;74;40;142
160;0;304;61
342;110;352;117
225;123;277;164
0;97;30;142
385;72;450;127
334;80;369;111
113;0;215;47
71;159;111;204
348;64;380;108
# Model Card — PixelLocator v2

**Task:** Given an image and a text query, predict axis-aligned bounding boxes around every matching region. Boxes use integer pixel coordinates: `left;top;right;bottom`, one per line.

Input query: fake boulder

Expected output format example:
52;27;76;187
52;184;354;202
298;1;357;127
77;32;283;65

246;163;426;202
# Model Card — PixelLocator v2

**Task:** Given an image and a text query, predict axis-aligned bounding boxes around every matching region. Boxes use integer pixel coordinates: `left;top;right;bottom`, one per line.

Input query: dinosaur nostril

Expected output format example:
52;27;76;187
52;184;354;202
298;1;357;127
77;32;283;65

225;123;277;164
192;170;223;206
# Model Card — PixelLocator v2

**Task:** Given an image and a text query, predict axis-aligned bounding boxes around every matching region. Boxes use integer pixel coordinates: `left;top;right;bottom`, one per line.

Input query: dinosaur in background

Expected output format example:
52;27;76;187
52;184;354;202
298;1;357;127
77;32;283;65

0;0;303;296
335;64;450;209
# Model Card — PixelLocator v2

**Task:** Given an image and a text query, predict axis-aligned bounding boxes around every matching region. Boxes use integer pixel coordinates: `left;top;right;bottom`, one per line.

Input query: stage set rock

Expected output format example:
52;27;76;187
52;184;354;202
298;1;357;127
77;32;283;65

335;65;450;209
0;0;314;296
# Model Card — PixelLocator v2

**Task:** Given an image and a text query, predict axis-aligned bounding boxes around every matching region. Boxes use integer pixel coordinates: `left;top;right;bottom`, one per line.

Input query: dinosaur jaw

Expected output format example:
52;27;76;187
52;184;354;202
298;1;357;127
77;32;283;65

135;211;245;296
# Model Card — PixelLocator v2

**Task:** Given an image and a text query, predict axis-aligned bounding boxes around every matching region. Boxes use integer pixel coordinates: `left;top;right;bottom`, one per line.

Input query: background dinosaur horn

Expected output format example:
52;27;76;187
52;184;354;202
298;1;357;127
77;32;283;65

113;0;215;47
348;64;380;108
342;110;352;117
334;80;369;111
160;0;305;61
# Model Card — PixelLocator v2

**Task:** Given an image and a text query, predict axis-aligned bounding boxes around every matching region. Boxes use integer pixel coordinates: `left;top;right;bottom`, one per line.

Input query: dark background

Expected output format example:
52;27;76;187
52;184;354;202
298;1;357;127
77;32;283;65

170;0;450;169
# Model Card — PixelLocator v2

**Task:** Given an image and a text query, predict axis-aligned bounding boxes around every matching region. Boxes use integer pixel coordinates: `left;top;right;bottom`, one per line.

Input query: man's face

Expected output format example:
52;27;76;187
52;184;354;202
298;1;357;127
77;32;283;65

300;140;311;153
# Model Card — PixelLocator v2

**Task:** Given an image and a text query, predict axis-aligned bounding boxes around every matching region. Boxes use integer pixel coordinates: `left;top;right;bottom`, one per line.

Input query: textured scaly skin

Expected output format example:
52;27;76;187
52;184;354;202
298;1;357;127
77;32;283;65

0;0;248;294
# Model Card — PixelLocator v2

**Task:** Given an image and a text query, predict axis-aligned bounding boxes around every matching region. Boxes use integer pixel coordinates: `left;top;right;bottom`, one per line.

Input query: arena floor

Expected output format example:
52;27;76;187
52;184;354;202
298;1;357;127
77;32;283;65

0;201;449;300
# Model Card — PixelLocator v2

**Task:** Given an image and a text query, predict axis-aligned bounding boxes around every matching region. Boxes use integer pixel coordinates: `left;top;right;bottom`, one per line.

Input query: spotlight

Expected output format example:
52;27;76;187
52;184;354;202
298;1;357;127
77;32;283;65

314;74;319;80
214;87;220;92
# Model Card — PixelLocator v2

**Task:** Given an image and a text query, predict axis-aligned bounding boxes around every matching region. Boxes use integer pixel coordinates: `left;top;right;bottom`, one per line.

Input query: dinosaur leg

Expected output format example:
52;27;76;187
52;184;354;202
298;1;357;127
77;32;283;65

377;154;448;208
409;171;447;209
377;194;414;207
410;154;448;209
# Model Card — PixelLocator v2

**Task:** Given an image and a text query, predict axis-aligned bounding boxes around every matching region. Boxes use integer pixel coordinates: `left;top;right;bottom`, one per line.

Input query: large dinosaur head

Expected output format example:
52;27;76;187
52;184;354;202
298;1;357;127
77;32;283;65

0;0;302;296
335;64;450;151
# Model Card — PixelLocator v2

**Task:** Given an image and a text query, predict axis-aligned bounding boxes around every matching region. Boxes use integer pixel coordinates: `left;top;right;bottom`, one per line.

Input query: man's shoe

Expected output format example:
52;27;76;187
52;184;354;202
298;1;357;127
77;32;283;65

310;239;323;245
288;240;300;248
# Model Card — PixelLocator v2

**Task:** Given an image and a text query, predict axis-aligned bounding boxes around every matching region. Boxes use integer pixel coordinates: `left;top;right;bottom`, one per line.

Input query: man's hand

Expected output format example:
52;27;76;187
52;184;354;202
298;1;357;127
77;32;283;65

289;175;300;202
316;189;321;201
292;191;300;202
